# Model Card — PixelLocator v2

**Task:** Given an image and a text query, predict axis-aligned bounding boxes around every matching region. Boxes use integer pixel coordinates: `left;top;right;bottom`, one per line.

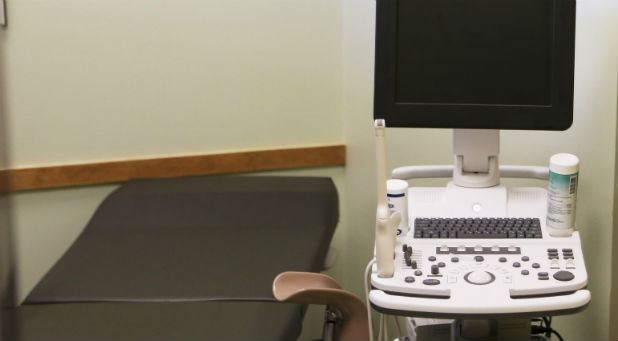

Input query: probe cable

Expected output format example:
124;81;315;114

365;258;377;340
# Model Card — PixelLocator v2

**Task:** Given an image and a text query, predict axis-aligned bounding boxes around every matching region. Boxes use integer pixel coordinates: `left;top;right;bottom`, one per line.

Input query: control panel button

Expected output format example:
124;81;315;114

451;257;459;263
521;270;529;275
423;279;440;286
474;256;484;262
532;263;540;269
513;262;521;268
414;270;422;276
499;257;507;263
553;270;575;282
438;262;446;268
431;265;439;275
411;260;418;269
521;256;530;262
428;256;436;261
405;276;415;283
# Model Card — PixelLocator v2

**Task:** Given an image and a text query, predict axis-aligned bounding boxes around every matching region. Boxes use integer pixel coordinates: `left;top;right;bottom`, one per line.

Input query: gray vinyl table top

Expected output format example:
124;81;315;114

24;175;339;304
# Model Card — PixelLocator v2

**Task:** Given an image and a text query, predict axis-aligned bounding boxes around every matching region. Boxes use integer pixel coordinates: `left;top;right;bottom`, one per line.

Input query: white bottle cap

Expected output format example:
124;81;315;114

549;153;579;175
387;179;408;194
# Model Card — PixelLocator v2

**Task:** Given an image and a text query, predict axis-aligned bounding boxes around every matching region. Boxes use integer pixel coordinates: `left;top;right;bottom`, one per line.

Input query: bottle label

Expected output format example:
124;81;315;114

387;193;408;232
547;171;578;229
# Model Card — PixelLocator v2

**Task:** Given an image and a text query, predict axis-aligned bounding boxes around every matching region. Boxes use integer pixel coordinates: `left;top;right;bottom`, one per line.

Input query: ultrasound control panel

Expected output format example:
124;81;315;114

370;235;590;317
370;185;590;317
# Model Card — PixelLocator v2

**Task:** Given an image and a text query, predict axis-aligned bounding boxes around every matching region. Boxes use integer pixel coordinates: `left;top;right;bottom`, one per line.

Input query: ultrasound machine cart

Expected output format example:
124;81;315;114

368;1;590;340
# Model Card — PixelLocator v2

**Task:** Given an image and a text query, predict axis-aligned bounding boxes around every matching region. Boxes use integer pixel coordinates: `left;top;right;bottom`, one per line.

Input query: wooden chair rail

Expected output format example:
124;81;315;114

1;145;345;191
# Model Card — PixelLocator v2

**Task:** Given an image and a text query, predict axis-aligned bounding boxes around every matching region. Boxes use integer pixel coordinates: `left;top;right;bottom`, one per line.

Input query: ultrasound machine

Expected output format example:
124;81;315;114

368;1;590;340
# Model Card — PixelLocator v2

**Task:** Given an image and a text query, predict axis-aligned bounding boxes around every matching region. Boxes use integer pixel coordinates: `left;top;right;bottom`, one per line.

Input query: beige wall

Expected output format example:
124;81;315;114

0;23;15;338
341;0;618;340
609;113;618;340
4;0;343;167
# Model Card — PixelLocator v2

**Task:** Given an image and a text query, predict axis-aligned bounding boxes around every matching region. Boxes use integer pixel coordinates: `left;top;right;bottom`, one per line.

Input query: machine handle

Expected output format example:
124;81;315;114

392;165;550;181
369;289;590;316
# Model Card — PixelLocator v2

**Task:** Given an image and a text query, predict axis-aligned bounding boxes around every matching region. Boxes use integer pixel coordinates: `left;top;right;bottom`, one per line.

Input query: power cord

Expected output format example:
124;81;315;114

383;314;389;341
394;315;404;338
550;329;565;341
365;258;376;340
531;316;563;341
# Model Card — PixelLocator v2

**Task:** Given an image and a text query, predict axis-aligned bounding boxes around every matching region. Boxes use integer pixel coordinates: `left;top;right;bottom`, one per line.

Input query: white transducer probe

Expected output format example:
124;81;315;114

375;119;400;278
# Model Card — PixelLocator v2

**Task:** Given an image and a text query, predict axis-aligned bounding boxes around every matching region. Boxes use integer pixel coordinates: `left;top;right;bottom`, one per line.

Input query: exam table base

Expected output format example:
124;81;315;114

3;301;304;340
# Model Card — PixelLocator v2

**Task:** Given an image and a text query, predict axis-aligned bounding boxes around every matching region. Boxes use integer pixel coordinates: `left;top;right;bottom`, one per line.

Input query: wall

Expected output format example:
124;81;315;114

0;21;15;338
2;0;618;340
609;54;618;340
609;95;618;340
4;0;343;167
1;0;345;311
341;0;618;340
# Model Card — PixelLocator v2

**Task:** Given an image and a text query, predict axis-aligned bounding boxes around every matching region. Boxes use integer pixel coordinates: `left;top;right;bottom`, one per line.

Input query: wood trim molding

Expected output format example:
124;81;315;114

2;145;345;191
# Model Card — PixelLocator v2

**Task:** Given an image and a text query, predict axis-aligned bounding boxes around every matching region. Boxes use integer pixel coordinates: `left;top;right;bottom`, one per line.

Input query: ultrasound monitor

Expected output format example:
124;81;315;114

373;0;576;131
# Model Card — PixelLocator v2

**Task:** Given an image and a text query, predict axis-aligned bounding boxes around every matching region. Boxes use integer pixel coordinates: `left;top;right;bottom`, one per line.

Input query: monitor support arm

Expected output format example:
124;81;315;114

452;129;500;188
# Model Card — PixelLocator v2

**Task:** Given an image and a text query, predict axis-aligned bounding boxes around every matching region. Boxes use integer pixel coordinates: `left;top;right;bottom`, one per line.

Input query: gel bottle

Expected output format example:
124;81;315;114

546;153;579;237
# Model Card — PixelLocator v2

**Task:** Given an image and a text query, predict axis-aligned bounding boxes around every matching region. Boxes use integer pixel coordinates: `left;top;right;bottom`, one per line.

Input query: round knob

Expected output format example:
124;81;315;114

464;271;495;285
553;270;575;282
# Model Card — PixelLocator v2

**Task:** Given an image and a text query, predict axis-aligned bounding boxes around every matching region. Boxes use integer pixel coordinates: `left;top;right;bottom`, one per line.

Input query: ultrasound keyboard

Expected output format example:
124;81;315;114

413;218;542;239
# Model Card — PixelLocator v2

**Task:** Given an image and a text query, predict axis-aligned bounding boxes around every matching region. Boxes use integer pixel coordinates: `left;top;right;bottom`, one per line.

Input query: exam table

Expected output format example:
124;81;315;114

3;175;339;340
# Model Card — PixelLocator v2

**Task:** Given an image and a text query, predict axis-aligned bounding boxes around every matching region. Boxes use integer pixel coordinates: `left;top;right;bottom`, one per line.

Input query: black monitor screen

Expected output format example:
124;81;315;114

374;0;575;130
396;0;552;106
